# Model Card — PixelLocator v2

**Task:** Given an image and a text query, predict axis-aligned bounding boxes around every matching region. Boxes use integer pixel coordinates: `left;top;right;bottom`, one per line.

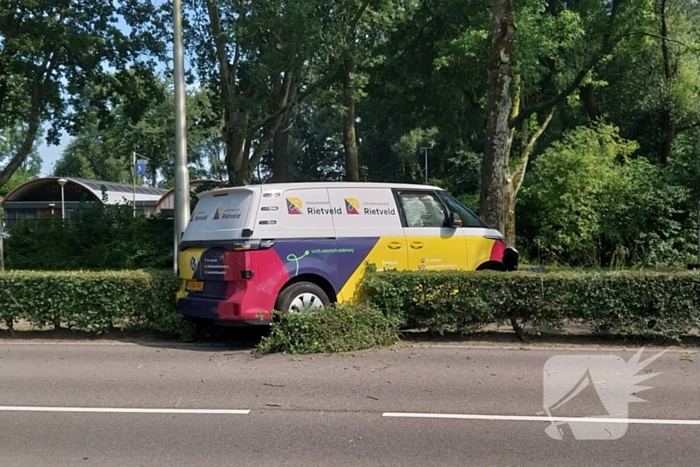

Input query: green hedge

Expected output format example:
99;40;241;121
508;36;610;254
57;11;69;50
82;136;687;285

361;268;700;341
0;269;193;340
255;303;399;355
3;267;699;348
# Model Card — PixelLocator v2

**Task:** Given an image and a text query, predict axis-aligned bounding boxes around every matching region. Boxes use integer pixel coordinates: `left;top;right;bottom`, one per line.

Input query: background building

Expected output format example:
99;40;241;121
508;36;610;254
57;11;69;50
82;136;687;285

0;177;167;224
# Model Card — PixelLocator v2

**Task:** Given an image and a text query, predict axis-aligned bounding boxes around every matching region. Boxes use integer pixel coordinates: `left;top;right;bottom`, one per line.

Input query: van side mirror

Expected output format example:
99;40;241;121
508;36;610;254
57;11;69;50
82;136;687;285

449;212;462;228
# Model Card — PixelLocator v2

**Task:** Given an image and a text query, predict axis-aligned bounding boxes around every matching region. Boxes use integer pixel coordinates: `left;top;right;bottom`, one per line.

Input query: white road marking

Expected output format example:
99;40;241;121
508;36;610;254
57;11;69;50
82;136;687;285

0;406;250;415
382;413;700;425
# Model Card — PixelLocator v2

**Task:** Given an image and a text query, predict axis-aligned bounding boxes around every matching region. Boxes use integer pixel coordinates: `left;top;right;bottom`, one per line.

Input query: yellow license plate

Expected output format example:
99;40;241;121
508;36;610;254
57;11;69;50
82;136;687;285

185;280;205;292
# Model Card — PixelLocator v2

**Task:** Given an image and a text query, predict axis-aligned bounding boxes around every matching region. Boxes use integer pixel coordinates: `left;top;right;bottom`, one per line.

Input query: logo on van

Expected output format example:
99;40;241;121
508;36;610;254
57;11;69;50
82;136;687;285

286;197;303;214
192;209;208;221
213;206;223;220
344;198;360;215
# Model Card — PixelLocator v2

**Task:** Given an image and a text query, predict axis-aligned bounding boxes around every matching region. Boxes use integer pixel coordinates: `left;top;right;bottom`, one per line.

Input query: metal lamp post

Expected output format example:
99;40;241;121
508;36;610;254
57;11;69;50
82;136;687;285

57;178;67;220
173;0;190;273
419;144;435;185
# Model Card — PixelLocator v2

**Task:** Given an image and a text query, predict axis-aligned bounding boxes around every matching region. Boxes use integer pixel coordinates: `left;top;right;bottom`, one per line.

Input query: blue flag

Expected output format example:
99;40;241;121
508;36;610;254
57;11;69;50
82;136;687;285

135;159;148;176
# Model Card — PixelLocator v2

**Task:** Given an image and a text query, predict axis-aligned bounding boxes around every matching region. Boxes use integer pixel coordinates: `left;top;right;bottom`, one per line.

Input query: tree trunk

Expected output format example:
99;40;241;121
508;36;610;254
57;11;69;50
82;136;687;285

238;137;253;185
224;109;248;184
480;0;515;232
659;0;675;165
503;104;555;247
0;56;7;117
0;114;41;189
271;110;290;182
270;72;290;183
0;212;4;271
343;57;360;182
504;178;516;246
660;110;674;165
579;84;600;121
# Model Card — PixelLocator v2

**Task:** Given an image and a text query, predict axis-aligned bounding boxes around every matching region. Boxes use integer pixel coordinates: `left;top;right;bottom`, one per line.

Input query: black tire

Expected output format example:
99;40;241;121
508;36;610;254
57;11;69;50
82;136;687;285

475;261;506;271
275;282;330;313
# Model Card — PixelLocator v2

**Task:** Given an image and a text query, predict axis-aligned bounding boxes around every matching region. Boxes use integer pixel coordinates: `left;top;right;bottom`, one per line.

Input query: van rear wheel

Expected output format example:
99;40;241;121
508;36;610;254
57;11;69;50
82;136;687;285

275;282;330;313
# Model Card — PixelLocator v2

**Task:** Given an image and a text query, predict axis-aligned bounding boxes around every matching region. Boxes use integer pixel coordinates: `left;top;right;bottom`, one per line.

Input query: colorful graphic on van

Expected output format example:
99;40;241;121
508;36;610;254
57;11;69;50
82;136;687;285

272;238;377;293
345;198;360;214
286;250;310;276
213;206;223;219
286;197;303;214
285;247;360;276
177;233;510;323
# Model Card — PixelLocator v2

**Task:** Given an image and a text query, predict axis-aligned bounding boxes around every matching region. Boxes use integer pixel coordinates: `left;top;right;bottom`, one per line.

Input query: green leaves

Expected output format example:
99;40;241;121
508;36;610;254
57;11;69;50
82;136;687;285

5;203;174;270
0;269;192;339
54;76;220;185
0;0;167;190
255;303;399;355
517;122;689;266
361;268;700;341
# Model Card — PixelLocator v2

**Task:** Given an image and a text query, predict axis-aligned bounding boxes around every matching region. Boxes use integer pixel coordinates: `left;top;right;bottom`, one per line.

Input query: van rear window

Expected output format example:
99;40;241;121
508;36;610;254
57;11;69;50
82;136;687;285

182;191;253;241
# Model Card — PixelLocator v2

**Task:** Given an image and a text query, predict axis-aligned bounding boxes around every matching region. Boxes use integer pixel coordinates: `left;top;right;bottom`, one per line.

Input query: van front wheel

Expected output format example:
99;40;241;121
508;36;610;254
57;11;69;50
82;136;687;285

275;282;330;313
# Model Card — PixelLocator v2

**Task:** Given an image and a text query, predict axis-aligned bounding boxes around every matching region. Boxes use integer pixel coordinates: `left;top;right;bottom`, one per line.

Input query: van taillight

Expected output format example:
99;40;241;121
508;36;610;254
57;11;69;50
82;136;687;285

232;239;276;251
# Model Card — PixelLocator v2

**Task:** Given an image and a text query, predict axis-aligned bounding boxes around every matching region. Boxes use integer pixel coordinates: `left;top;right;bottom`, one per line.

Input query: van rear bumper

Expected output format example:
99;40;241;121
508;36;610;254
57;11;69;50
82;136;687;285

177;297;220;321
177;278;278;324
177;297;272;325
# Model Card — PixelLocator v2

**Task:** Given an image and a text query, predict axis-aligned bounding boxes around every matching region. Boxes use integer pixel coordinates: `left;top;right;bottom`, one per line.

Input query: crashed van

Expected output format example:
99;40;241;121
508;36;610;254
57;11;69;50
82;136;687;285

176;182;518;324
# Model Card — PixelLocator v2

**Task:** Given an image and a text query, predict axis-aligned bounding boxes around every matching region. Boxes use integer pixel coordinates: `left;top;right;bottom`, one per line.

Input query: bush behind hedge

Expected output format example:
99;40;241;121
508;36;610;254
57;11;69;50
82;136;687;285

5;203;174;270
361;268;700;340
0;269;193;340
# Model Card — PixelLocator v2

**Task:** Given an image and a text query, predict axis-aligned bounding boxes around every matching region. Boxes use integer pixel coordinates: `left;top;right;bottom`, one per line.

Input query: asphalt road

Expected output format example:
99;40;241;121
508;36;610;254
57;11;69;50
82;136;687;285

0;340;698;466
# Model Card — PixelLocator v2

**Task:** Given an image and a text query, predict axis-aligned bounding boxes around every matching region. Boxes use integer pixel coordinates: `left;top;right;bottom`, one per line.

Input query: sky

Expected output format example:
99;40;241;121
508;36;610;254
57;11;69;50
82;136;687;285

38;137;69;176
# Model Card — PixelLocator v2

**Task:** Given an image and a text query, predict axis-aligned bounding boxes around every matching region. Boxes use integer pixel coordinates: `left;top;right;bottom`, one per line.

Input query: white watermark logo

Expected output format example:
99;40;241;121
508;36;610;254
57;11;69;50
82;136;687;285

542;348;667;440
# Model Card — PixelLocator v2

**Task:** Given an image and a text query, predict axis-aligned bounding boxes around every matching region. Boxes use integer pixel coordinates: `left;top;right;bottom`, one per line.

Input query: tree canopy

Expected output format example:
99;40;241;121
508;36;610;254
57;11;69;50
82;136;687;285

2;0;700;267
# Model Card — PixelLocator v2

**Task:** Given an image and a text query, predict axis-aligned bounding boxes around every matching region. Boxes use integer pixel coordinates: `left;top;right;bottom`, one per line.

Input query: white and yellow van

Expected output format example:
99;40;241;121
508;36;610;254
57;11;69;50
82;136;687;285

176;182;518;324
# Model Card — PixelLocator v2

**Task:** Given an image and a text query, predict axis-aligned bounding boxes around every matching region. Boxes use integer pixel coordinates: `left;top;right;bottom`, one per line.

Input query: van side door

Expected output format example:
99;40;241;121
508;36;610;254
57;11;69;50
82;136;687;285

327;187;408;301
394;190;468;271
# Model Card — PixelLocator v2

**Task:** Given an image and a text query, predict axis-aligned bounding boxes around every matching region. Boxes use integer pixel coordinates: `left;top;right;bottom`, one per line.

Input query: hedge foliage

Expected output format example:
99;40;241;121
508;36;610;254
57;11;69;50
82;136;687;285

5;203;173;270
2;266;699;350
361;268;700;341
255;303;399;355
0;269;193;340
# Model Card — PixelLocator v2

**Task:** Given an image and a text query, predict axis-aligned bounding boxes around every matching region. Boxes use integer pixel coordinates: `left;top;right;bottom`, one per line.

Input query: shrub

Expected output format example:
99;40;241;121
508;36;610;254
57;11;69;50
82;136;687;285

361;268;700;341
4;203;174;270
518;123;691;267
254;303;399;355
0;269;194;340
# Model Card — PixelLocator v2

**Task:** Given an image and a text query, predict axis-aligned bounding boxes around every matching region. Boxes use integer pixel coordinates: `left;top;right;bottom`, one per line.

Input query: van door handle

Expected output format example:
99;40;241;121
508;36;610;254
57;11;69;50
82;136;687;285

387;242;403;250
409;242;424;249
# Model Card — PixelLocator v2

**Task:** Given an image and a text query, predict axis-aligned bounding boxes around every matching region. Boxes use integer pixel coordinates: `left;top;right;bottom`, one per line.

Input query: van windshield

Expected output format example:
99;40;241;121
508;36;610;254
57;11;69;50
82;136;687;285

436;191;487;228
182;190;253;242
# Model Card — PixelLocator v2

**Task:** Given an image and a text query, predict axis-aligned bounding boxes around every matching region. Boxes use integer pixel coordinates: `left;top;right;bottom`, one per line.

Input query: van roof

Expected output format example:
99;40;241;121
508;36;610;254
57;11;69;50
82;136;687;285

197;181;445;197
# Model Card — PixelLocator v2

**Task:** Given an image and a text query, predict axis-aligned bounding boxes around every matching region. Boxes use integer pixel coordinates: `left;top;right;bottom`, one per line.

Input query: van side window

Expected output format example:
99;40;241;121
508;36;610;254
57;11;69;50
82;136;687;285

436;191;487;228
398;192;447;227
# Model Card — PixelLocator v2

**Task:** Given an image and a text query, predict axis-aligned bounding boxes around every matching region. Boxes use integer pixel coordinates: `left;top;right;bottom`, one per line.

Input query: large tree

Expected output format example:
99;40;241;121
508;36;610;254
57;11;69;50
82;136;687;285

0;0;167;191
54;78;219;185
186;0;372;185
466;0;657;242
480;0;515;232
